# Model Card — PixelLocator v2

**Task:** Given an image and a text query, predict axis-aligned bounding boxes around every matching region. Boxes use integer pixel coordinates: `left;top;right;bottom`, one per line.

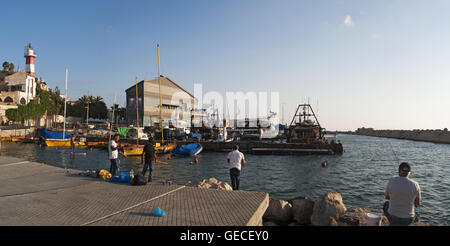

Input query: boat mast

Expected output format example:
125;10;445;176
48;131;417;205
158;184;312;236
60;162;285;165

63;68;68;140
135;76;139;145
157;44;164;144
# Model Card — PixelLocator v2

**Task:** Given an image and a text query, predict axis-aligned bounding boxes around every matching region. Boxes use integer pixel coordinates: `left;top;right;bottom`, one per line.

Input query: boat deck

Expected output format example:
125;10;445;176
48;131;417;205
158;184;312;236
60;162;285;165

0;156;268;226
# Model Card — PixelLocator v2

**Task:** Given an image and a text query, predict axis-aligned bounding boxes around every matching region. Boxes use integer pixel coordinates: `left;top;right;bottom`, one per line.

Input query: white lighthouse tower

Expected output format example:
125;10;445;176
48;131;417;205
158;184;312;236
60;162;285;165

24;43;36;77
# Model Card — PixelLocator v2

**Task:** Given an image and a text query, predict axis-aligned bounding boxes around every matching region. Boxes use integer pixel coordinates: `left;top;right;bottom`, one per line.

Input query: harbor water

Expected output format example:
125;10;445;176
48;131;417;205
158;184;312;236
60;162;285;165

2;134;449;225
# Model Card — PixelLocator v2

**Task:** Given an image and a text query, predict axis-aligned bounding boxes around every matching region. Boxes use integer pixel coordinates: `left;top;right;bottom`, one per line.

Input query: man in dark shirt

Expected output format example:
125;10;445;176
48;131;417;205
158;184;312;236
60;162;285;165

142;139;156;183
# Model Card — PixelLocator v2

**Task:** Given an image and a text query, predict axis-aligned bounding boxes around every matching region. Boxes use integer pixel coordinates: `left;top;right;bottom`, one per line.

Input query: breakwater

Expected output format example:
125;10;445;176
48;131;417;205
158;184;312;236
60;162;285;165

353;128;450;144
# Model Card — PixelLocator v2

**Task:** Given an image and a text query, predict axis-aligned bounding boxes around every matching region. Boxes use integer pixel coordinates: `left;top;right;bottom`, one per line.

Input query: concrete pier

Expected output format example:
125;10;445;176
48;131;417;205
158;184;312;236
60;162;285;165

0;156;269;226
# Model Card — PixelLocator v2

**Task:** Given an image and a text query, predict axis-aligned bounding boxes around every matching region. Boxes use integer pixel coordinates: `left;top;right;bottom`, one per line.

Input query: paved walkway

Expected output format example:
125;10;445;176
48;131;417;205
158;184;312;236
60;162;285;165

0;156;269;226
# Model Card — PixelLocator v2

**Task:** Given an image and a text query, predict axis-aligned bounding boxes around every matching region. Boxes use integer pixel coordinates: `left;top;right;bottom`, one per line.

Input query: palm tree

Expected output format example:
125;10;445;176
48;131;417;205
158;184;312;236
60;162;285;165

8;63;14;72
78;95;90;105
2;61;10;72
94;96;103;103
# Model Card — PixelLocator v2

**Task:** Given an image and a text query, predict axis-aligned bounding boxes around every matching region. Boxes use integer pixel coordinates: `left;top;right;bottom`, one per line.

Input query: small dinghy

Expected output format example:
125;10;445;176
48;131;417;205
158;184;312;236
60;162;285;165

171;143;203;156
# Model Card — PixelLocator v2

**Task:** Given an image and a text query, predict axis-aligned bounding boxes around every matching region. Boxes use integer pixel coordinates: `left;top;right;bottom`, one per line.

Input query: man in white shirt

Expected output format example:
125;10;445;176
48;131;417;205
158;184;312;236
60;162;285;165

383;162;421;226
108;134;121;176
227;145;246;190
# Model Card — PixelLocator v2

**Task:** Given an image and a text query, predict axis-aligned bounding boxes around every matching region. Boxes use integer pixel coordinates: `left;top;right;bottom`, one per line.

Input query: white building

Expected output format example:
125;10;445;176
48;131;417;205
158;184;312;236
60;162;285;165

125;76;201;127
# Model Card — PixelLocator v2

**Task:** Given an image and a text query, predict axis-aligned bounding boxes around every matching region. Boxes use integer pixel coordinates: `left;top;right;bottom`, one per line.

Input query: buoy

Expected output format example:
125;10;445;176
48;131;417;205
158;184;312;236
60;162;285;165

194;156;199;164
189;162;193;165
321;161;327;167
167;153;171;160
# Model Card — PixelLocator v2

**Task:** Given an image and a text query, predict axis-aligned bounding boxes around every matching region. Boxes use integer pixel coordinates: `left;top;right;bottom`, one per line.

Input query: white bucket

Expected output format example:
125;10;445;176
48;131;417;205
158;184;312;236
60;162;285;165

366;212;382;226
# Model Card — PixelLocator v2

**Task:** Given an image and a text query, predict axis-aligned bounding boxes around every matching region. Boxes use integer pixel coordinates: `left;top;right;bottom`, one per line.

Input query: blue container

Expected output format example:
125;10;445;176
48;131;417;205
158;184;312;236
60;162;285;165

119;172;131;183
153;207;166;217
109;176;120;182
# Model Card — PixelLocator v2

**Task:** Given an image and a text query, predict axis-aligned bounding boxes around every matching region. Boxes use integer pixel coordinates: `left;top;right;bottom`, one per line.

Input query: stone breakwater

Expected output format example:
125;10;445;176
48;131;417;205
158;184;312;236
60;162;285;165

354;128;450;144
190;178;429;226
262;191;429;226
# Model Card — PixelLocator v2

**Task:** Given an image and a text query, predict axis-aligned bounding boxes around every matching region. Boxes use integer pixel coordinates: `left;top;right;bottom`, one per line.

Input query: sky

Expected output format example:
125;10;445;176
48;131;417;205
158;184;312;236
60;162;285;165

1;0;449;131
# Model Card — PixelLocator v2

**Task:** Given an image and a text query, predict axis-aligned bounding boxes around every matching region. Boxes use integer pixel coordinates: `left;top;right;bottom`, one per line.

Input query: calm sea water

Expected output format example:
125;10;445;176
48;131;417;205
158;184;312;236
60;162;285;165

2;134;449;225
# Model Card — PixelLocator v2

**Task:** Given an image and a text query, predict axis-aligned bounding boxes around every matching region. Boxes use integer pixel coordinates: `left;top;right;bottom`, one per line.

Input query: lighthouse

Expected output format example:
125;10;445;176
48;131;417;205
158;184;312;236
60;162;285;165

24;43;36;77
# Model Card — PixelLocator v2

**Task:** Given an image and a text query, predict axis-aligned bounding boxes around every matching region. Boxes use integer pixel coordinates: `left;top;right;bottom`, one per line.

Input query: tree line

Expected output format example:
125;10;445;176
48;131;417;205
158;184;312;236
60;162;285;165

2;61;15;73
5;85;111;124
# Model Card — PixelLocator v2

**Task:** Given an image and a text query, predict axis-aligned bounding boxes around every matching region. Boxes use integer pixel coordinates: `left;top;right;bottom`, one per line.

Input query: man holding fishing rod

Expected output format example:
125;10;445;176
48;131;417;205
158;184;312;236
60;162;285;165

384;162;421;226
108;134;121;177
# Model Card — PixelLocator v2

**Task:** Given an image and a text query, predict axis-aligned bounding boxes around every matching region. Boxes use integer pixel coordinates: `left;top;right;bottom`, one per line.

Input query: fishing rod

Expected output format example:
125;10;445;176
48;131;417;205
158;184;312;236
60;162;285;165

388;140;400;164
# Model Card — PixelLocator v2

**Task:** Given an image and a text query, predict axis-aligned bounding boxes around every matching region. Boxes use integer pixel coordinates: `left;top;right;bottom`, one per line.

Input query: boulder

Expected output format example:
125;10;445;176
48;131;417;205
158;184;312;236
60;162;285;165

263;198;293;225
291;197;315;225
263;221;279;226
329;217;339;226
194;178;233;191
409;221;429;226
311;191;347;226
339;207;389;226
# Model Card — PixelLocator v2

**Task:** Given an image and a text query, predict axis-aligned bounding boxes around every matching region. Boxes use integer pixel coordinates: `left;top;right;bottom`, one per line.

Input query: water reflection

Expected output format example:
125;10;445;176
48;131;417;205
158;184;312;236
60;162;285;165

2;134;449;225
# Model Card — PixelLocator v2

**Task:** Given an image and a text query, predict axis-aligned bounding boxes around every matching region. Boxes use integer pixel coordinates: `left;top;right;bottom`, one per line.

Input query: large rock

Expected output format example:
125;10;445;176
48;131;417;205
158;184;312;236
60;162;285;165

311;191;347;226
409;221;429;226
263;198;293;225
263;221;279;226
291;197;315;225
194;178;233;191
339;207;389;226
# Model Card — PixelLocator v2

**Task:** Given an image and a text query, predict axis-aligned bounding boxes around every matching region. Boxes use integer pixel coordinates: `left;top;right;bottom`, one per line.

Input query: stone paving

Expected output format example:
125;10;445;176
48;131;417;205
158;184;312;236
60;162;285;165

0;156;268;226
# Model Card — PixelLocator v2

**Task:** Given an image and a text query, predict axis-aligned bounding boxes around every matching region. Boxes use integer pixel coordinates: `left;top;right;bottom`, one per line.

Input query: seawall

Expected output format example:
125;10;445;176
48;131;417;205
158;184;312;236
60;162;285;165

352;129;450;144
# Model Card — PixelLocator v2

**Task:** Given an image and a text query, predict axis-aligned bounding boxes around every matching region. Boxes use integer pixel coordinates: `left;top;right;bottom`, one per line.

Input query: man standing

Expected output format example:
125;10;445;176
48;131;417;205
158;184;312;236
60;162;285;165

384;162;421;226
227;145;246;190
142;139;156;184
70;135;76;156
108;134;120;177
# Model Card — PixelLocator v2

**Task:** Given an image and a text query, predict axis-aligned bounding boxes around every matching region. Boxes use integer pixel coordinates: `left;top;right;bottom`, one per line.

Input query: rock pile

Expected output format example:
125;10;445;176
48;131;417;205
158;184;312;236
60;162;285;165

262;197;293;226
192;178;233;191
263;191;429;226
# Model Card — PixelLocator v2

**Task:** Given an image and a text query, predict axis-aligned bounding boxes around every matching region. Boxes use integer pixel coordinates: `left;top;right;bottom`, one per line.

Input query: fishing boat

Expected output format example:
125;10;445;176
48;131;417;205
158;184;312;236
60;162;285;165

86;140;108;148
13;137;38;143
40;128;86;147
0;137;12;142
41;69;87;147
45;138;87;147
122;142;176;156
171;143;203;156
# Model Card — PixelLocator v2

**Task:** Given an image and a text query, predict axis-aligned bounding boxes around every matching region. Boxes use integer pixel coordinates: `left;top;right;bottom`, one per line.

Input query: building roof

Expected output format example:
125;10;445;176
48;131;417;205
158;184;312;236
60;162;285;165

4;71;29;85
125;76;195;99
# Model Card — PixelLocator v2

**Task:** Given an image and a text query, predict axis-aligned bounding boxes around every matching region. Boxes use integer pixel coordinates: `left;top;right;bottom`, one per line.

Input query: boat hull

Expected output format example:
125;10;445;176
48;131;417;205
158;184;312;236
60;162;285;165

171;143;203;156
123;143;176;156
45;139;87;147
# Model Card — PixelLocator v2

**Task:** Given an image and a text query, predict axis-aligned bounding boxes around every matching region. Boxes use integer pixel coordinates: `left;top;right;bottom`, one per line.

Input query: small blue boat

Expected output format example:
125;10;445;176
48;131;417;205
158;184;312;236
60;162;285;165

171;143;203;156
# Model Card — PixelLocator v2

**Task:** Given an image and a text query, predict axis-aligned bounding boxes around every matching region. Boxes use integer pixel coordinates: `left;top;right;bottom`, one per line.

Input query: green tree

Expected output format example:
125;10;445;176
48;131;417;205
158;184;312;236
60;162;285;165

8;63;14;72
2;61;9;71
66;94;108;120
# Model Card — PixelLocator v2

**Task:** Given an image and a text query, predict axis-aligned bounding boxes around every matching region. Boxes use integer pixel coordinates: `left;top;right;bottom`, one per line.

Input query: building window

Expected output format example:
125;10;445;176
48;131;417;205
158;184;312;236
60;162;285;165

4;97;13;103
20;98;26;105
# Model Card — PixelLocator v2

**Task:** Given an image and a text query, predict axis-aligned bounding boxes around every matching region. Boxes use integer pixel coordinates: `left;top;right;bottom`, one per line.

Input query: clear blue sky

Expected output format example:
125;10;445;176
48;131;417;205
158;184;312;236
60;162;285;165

1;0;449;130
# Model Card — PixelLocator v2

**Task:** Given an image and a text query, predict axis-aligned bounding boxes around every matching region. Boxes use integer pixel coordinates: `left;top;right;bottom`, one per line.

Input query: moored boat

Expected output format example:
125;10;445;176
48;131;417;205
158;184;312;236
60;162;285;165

44;139;87;147
171;143;203;156
122;142;176;156
40;128;86;147
14;137;38;143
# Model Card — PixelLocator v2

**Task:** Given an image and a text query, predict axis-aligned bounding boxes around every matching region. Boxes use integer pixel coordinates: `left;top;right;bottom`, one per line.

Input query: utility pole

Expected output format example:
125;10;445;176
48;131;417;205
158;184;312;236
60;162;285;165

86;91;90;125
63;68;68;140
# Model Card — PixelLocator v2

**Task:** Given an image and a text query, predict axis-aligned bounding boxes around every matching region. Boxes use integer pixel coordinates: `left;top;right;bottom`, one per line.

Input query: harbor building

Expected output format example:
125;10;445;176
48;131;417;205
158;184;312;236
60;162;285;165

0;43;38;104
0;43;38;123
125;76;201;127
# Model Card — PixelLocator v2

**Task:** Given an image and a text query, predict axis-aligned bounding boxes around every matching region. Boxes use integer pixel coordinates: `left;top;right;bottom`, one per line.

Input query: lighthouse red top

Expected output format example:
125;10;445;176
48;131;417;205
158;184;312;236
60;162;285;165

24;43;36;76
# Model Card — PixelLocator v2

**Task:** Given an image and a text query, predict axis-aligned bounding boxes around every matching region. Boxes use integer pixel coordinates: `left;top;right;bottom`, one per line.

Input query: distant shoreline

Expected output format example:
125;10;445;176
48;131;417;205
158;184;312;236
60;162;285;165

329;128;450;145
